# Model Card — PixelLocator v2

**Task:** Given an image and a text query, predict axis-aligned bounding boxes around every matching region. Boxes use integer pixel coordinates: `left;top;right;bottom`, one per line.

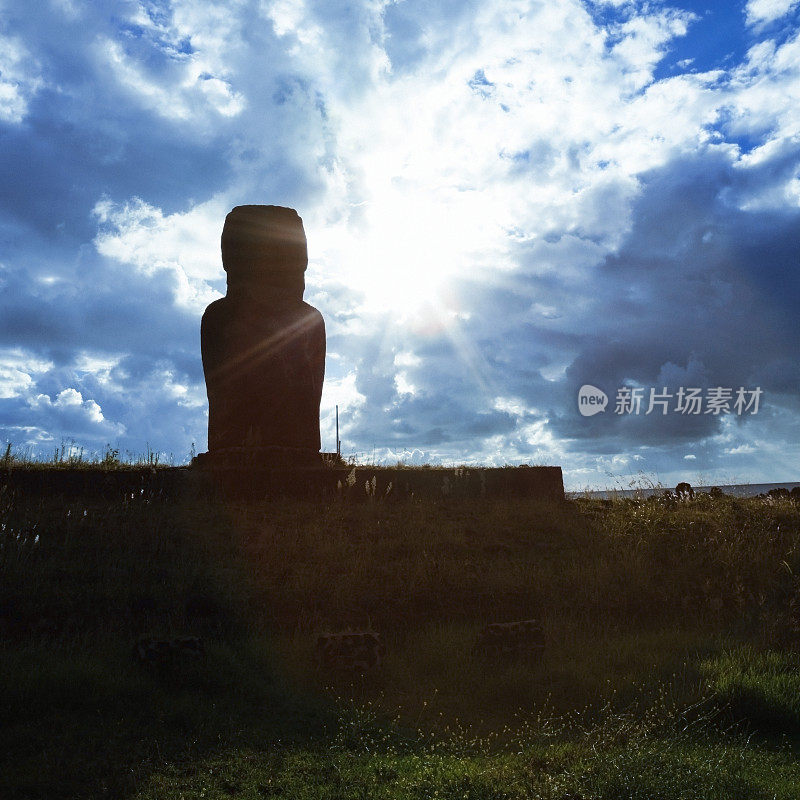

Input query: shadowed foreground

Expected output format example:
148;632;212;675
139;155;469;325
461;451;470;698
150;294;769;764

3;482;800;798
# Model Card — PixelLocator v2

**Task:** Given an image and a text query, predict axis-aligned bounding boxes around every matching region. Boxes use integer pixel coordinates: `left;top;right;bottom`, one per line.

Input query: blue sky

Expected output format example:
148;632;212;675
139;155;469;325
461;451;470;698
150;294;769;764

0;0;798;489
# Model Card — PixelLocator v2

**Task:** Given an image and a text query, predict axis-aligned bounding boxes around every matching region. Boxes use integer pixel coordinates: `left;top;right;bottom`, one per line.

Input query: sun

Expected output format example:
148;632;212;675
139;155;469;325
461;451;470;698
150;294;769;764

314;184;500;320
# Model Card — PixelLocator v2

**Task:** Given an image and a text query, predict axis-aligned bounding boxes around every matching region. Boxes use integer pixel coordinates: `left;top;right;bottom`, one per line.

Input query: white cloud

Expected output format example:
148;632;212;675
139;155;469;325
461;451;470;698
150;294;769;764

320;370;366;418
394;372;416;396
156;367;207;409
0;31;43;123
319;370;367;452
0;350;53;399
610;9;696;92
264;0;325;45
745;0;799;27
95;0;248;123
98;37;245;121
92;0;728;324
29;388;124;433
726;443;756;455
93;196;228;310
0;366;33;400
298;0;712;322
73;353;122;386
725;31;800;152
49;0;81;18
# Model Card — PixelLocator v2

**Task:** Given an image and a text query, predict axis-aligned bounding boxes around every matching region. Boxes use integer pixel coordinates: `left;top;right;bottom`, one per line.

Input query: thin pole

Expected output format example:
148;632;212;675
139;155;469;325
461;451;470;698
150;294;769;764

335;405;340;456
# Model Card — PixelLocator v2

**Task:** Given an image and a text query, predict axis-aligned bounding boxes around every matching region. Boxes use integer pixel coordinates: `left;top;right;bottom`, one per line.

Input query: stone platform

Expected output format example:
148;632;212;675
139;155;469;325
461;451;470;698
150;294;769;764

195;464;565;501
0;464;564;502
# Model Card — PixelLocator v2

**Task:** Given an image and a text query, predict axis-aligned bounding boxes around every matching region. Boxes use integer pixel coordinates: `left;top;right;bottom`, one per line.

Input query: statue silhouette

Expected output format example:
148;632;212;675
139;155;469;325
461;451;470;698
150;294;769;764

201;205;325;466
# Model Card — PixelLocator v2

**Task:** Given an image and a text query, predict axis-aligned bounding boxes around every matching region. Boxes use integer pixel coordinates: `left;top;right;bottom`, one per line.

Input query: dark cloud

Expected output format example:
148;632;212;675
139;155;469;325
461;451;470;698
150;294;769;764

310;143;799;471
543;146;800;454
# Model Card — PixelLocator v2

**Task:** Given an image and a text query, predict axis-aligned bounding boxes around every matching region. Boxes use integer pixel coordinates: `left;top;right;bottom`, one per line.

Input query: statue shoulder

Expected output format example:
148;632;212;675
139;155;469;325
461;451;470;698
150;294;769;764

201;296;231;322
300;301;325;335
300;300;324;322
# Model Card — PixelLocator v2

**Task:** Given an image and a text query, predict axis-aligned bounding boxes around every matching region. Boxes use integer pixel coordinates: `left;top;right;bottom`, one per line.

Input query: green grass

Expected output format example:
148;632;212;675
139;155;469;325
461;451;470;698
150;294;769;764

2;479;800;797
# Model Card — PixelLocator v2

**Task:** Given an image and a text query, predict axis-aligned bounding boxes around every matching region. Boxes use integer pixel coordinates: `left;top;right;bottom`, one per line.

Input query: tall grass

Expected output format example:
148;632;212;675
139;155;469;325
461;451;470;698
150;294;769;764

1;439;178;469
1;481;800;797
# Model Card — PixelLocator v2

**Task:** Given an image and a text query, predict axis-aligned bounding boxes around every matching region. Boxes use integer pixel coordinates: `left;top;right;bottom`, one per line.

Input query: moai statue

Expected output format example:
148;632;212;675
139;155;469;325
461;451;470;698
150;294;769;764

201;205;325;467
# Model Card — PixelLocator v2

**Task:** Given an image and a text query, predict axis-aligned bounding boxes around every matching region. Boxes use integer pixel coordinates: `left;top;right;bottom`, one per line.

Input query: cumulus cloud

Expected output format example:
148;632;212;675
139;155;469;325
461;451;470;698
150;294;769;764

745;0;800;28
0;350;53;400
25;387;124;439
92;195;226;310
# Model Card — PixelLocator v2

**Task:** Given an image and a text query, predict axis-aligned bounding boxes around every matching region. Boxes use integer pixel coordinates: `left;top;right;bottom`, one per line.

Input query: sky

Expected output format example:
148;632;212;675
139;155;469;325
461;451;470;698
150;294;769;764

0;0;799;489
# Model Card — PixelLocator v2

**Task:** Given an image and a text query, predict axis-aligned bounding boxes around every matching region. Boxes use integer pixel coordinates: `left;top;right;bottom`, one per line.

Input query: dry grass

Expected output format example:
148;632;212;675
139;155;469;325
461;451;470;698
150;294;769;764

209;492;800;729
3;481;800;797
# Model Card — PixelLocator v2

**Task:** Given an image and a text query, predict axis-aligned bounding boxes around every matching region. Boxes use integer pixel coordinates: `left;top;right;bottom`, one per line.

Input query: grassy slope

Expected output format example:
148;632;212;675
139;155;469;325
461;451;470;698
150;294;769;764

2;482;800;797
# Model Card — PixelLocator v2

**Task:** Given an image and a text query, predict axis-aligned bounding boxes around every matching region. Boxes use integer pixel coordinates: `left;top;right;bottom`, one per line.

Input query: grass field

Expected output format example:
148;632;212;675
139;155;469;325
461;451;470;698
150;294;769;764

2;473;800;798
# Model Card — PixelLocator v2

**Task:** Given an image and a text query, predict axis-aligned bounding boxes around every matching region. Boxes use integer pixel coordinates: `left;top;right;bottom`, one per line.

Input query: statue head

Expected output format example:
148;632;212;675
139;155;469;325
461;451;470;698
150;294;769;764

221;205;307;294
